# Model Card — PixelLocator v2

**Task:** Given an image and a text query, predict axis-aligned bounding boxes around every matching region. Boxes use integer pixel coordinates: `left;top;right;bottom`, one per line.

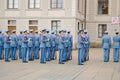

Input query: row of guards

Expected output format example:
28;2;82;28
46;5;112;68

0;29;90;65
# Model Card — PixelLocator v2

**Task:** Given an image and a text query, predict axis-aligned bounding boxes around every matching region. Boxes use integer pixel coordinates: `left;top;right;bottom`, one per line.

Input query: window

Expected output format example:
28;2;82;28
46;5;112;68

29;0;40;9
8;20;16;26
98;0;108;14
51;0;63;9
98;24;107;38
51;20;61;34
29;20;38;25
7;0;18;9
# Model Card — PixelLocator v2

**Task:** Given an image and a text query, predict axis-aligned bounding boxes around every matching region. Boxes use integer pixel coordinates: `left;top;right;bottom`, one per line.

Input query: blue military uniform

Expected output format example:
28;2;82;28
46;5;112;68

10;30;18;60
4;30;11;62
84;30;90;61
0;30;4;59
113;30;120;62
45;29;51;61
63;30;69;61
34;30;40;59
51;30;56;60
102;31;111;62
67;31;73;60
58;30;65;64
78;30;84;65
22;30;28;63
27;30;34;61
40;29;47;64
18;31;23;59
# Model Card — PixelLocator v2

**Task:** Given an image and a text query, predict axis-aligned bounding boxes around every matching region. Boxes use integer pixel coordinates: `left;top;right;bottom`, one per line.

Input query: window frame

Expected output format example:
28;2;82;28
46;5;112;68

98;0;109;15
50;0;63;9
51;20;61;34
28;0;40;9
98;24;107;38
7;0;19;9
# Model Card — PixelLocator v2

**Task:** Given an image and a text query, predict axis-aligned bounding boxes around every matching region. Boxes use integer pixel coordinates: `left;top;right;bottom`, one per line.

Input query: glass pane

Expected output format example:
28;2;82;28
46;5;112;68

52;4;56;8
29;0;34;8
52;0;56;4
8;0;13;8
14;0;18;8
35;0;40;8
57;21;61;27
58;3;62;8
58;0;62;4
8;20;16;25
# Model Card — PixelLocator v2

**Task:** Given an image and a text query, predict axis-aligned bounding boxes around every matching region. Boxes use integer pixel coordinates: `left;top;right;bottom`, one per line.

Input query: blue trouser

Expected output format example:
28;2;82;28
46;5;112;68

67;46;72;59
28;47;33;60
22;47;27;62
46;47;51;61
51;47;55;59
63;47;67;61
0;46;3;59
18;45;22;59
34;47;39;59
11;47;17;60
103;49;109;62
4;48;10;61
40;48;46;63
82;48;85;62
113;48;119;62
84;47;89;60
78;48;83;64
59;49;64;64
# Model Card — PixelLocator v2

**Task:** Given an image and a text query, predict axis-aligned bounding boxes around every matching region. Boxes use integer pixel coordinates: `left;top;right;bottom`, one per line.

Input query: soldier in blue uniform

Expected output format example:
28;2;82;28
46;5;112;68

84;30;90;61
113;30;120;62
0;30;4;59
40;29;47;64
102;31;111;62
34;30;40;59
45;29;51;61
67;30;73;60
78;30;84;65
22;30;28;63
18;31;23;59
4;30;11;62
63;30;68;62
58;30;65;64
51;30;56;60
27;30;34;61
10;30;18;60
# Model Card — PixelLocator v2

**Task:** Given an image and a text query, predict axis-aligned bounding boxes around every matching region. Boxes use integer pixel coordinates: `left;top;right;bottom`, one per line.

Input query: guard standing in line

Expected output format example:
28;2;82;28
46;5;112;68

84;30;90;61
102;31;111;62
40;29;47;64
51;30;56;60
63;30;68;62
45;29;51;61
27;30;34;61
22;30;28;63
0;30;4;59
4;30;11;62
34;30;40;59
113;30;120;62
10;30;18;60
18;31;23;59
67;30;73;60
58;30;65;64
78;30;84;65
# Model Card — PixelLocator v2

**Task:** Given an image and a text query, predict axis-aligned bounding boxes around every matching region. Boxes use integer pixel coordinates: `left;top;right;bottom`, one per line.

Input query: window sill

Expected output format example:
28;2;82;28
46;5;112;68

48;8;65;11
5;9;20;11
96;14;110;16
25;9;42;11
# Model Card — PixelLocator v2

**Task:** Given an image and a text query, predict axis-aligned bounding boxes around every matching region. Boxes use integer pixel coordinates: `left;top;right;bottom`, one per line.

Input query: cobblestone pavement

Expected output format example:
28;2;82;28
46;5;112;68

0;48;120;80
